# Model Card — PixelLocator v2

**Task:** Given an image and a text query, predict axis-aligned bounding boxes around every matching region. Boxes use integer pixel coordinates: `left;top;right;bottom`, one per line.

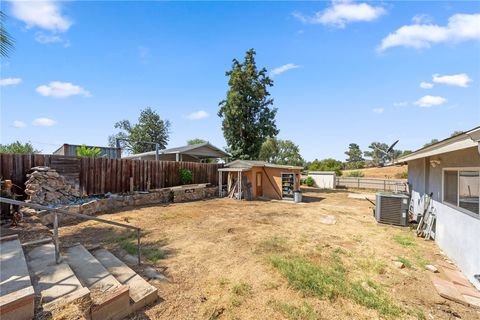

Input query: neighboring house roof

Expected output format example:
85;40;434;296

398;126;480;162
224;160;303;170
123;142;230;159
53;143;120;154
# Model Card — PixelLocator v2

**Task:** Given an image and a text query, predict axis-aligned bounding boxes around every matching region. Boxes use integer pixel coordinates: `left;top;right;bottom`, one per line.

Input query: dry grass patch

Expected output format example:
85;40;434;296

397;256;413;269
106;230;167;262
269;300;318;320
270;253;401;317
392;234;416;247
257;235;289;253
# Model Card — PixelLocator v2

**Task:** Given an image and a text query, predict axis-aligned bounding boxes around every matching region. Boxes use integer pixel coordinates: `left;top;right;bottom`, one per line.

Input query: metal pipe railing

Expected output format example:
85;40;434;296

0;197;142;265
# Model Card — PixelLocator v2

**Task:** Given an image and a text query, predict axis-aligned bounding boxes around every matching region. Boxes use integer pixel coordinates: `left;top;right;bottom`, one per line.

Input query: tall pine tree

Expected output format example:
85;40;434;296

218;49;279;159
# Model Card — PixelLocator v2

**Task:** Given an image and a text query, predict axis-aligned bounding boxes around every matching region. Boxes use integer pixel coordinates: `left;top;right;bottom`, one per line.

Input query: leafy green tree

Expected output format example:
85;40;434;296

364;142;402;165
76;145;103;158
344;143;364;169
0;11;14;57
187;138;207;145
259;137;304;166
0;141;40;154
218;49;278;160
364;142;389;166
423;139;439;148
450;130;463;137
345;143;364;162
109;107;171;154
308;158;343;176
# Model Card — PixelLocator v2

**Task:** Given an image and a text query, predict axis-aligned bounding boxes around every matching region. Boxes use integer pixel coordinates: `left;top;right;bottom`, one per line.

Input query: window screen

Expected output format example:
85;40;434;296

443;171;458;206
459;171;479;215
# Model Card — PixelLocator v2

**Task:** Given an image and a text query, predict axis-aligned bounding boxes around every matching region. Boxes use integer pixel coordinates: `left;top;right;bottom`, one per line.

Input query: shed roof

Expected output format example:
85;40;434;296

123;142;230;159
398;126;480;162
224;160;303;170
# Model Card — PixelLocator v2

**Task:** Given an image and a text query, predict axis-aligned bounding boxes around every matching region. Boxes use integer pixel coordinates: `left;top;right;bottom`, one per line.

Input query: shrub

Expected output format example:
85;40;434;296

347;171;364;177
307;158;343;176
179;168;193;185
395;170;408;179
76;144;103;158
304;176;315;187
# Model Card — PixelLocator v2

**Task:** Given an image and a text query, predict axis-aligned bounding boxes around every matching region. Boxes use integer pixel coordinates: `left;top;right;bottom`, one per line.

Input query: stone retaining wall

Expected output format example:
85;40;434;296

38;185;219;225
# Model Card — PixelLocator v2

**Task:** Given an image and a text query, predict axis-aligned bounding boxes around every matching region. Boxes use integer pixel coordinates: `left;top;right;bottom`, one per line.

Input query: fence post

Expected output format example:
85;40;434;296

357;178;360;189
137;229;141;265
54;212;60;264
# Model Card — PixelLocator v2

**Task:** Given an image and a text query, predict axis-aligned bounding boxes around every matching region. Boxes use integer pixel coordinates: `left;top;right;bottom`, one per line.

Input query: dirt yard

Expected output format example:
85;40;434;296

57;190;478;320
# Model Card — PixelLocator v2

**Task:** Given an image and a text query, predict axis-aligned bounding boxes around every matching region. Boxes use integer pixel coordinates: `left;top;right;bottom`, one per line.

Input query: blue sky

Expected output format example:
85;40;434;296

1;1;479;161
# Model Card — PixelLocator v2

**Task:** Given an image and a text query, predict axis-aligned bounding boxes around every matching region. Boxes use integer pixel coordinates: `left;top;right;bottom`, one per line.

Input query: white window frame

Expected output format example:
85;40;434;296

442;167;480;219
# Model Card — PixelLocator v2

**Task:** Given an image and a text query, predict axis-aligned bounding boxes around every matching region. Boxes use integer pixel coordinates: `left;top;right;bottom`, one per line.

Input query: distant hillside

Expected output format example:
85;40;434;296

341;164;408;179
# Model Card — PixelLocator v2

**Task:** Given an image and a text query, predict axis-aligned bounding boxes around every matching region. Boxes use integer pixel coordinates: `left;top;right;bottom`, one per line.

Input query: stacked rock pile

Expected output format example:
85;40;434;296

24;166;80;205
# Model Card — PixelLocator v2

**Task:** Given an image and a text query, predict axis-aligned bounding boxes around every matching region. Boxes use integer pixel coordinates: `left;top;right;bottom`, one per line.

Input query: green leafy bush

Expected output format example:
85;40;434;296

179;168;193;185
395;170;408;179
307;158;343;176
347;171;364;177
76;144;103;158
303;176;315;187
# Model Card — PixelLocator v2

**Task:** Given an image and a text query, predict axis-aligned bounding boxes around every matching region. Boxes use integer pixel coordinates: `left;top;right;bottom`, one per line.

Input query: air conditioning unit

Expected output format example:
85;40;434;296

375;192;409;226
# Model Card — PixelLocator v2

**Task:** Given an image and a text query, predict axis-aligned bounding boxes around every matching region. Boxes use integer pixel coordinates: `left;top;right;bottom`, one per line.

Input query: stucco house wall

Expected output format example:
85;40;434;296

407;146;480;289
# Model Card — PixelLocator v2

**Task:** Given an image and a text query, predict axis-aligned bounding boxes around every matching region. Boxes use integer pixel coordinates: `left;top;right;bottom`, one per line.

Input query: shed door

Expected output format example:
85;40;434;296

256;172;263;196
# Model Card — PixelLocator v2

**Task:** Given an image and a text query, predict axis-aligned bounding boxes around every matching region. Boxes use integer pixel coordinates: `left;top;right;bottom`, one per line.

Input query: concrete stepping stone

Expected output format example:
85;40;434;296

319;215;336;225
431;276;468;306
442;267;472;288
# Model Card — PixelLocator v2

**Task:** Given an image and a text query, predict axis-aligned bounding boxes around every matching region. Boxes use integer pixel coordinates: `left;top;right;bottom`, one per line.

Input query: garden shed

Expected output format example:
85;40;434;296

218;160;302;200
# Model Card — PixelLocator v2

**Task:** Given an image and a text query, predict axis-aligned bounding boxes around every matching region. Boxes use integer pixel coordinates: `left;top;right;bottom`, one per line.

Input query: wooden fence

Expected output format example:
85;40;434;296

336;177;407;192
0;154;223;195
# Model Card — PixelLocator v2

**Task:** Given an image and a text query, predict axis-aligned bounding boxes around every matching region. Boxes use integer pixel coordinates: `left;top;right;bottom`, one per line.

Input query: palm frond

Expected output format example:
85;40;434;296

0;11;15;58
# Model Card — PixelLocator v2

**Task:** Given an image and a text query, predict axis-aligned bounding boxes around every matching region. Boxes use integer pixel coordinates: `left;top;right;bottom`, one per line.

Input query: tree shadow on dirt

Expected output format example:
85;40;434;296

59;225;176;263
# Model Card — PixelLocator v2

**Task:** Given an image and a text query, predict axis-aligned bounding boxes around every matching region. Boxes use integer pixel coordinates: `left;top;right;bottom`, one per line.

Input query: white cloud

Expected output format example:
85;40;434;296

10;0;72;32
0;77;22;86
36;81;91;98
12;120;26;128
270;63;300;77
293;1;386;28
432;73;472;87
379;13;480;51
393;101;408;107
412;14;433;25
34;32;70;47
372;107;384;114
414;95;447;108
420;81;433;89
187;110;209;120
32;118;57;126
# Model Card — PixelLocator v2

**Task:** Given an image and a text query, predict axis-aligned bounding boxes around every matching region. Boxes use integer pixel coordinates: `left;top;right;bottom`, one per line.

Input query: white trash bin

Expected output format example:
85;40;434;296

294;191;302;203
